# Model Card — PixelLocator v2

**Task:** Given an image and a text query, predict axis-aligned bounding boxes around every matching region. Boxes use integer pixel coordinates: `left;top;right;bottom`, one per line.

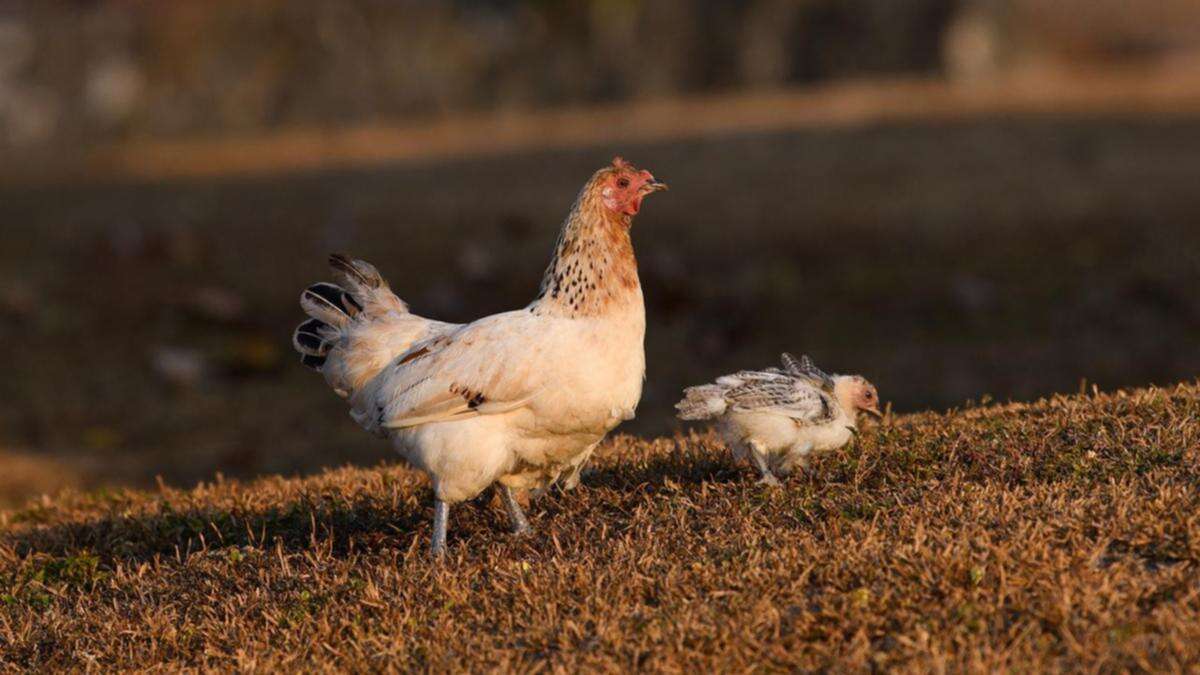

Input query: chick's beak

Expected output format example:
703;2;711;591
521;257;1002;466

863;406;883;420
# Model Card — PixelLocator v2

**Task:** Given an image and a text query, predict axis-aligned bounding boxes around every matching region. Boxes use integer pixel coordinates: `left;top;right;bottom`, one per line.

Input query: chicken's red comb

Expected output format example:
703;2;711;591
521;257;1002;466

611;156;633;170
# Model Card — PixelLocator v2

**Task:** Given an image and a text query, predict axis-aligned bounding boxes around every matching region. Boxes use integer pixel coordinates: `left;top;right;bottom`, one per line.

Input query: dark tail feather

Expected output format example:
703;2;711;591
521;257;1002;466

300;282;361;327
329;254;383;293
293;317;337;370
293;318;329;353
328;253;409;314
296;255;390;374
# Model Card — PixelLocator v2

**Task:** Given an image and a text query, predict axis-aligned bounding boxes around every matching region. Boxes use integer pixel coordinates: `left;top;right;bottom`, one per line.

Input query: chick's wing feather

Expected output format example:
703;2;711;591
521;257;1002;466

716;369;791;388
350;311;550;432
726;380;834;425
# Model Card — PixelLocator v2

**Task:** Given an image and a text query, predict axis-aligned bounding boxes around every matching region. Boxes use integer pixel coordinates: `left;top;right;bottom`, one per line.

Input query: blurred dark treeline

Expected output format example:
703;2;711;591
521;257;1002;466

3;0;1200;150
0;0;948;148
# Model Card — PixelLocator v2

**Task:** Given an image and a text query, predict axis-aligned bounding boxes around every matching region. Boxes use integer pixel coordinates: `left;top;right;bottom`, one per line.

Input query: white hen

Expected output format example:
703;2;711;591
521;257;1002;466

676;354;881;485
293;158;666;556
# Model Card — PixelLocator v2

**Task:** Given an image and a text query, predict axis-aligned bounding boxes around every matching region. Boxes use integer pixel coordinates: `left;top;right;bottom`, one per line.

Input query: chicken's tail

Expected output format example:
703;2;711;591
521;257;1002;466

675;384;729;421
292;254;410;373
293;282;360;371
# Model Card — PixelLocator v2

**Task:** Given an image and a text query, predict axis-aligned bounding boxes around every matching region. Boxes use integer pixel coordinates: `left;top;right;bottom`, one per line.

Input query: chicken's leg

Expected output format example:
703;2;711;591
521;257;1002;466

747;440;782;487
431;499;449;559
500;485;532;535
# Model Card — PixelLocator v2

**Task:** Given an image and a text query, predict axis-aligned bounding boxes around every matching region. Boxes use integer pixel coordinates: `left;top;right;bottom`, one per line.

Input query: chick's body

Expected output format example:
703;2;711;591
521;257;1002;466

677;354;881;484
718;403;856;476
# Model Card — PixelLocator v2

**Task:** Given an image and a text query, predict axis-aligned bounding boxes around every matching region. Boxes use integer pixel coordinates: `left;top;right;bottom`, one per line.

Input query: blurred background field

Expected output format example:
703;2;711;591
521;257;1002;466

1;0;1199;507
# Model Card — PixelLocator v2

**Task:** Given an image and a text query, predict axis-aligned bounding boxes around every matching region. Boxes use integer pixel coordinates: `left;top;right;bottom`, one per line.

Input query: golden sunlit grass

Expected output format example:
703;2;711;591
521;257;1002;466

2;383;1198;670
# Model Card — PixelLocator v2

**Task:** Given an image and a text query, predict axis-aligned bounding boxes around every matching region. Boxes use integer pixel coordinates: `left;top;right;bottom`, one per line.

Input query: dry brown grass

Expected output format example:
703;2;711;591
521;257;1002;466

1;383;1198;671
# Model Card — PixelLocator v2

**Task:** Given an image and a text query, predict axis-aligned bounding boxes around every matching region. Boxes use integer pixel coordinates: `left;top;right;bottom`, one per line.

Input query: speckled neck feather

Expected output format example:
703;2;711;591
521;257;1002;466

530;177;640;318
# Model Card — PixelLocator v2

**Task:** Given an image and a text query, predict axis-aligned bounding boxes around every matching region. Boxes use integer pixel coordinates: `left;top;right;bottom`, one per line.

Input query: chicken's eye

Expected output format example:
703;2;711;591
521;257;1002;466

617;177;630;189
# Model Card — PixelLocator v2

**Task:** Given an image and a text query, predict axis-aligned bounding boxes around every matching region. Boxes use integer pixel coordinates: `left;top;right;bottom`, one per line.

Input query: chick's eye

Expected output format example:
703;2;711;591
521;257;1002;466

617;178;630;188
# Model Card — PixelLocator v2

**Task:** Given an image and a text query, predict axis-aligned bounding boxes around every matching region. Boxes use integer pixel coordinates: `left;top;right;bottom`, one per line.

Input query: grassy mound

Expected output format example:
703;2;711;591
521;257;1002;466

1;384;1198;670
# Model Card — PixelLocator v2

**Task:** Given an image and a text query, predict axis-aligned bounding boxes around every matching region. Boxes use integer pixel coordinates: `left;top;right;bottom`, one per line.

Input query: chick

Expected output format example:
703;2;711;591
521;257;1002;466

676;353;881;485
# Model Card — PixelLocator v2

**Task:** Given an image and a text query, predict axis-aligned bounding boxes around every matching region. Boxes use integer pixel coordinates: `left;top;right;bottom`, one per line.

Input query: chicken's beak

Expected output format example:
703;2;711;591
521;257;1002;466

863;407;883;420
642;177;668;193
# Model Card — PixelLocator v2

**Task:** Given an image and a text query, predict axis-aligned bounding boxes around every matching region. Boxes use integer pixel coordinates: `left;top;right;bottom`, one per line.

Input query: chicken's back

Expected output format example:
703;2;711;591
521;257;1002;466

324;312;456;400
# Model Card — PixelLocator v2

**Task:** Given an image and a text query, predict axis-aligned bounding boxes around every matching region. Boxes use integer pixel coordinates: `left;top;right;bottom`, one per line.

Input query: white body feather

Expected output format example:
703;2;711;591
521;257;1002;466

361;296;645;502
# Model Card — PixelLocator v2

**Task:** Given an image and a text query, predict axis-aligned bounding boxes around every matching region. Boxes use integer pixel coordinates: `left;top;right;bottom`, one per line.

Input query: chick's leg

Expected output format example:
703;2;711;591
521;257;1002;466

500;485;532;535
779;442;814;477
747;440;782;487
431;499;449;559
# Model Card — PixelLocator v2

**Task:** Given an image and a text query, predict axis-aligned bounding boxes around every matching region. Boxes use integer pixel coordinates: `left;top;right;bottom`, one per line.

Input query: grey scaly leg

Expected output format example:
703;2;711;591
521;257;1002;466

748;440;782;487
430;499;449;559
500;485;532;536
